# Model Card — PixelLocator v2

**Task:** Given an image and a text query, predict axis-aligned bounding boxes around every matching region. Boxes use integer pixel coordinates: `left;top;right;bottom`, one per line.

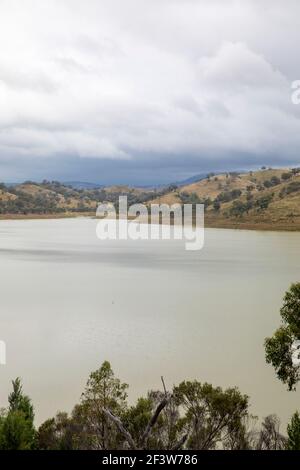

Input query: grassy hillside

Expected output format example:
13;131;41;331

149;168;300;230
2;168;300;230
0;180;172;217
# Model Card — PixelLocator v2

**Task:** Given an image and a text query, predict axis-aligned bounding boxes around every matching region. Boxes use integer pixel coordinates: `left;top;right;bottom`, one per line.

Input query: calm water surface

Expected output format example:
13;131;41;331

0;218;299;425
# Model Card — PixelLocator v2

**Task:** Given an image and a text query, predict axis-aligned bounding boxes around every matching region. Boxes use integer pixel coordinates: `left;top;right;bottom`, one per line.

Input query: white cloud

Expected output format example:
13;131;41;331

0;0;300;173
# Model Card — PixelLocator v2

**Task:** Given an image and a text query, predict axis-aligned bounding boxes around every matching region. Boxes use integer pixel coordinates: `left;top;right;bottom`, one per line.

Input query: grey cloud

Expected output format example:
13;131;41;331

0;0;299;183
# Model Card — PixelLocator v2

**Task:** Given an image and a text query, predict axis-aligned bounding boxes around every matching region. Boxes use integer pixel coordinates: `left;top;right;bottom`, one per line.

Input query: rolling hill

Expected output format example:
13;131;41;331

149;167;300;230
2;168;300;230
0;180;169;218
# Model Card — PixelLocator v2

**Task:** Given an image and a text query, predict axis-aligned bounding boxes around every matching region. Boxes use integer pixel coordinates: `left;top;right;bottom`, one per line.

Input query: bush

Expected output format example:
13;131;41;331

263;177;280;188
213;201;221;212
216;189;242;203
229;200;253;217
280;181;300;198
255;194;273;210
281;172;292;181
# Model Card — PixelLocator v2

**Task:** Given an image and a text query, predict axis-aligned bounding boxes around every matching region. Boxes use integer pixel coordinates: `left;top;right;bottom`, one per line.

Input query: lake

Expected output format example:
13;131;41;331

0;217;299;426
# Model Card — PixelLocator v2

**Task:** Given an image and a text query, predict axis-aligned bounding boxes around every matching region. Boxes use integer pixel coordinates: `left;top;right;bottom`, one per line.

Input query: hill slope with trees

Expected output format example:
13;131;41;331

150;167;300;230
2;168;300;230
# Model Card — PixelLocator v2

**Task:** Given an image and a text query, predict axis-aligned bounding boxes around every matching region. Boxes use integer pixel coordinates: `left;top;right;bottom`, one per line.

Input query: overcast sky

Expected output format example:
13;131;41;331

1;0;300;184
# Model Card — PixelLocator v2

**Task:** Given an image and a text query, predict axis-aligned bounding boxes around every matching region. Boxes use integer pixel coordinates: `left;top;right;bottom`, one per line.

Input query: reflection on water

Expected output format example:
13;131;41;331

0;217;299;425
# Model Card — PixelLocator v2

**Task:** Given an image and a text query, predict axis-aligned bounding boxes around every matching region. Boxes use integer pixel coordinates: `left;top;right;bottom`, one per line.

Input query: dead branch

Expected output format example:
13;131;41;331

103;408;136;450
161;376;167;395
171;433;188;450
141;396;169;447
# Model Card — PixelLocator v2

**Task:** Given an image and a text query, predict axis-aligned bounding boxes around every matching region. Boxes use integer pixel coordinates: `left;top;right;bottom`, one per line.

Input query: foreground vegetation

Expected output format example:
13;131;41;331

0;362;290;450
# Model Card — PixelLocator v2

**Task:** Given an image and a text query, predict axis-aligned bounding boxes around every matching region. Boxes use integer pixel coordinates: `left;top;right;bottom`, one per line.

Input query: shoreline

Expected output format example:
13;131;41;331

0;212;95;221
1;212;300;232
204;218;300;232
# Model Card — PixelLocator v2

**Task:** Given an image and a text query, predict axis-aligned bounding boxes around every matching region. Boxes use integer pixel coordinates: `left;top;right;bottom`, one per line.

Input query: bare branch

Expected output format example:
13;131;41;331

141;396;169;447
171;433;188;450
103;408;136;450
161;376;167;395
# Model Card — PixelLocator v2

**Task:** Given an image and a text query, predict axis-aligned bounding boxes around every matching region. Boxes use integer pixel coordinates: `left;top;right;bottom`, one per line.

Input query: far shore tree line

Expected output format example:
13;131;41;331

1;167;300;217
0;181;176;215
1;283;300;450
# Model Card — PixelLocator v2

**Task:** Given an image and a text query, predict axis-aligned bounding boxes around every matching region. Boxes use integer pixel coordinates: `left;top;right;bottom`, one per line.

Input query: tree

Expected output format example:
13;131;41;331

255;194;273;211
37;412;80;450
0;378;35;450
265;283;300;390
173;381;249;450
271;176;280;186
256;415;286;450
120;391;185;450
229;200;253;217
287;411;300;450
8;378;34;422
281;172;292;181
213;200;220;212
79;361;128;449
35;364;294;450
37;362;129;450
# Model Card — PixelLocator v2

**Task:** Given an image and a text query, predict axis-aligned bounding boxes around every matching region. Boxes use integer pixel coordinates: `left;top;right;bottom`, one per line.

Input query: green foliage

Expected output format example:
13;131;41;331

263;176;280;188
0;378;35;450
37;417;60;450
255;193;273;210
216;189;242;203
37;361;129;450
287;411;300;450
0;182;168;215
0;362;290;450
8;378;34;422
124;397;153;442
281;172;292;181
0;412;35;450
280;181;300;197
123;391;183;450
179;192;201;205
265;283;300;390
257;415;286;450
213;200;220;212
37;411;85;450
77;361;128;449
229;200;253;217
35;362;256;450
173;381;249;450
82;360;128;410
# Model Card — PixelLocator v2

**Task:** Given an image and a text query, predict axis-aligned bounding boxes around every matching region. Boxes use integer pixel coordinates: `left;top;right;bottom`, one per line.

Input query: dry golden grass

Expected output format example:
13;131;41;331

150;191;181;205
0;189;17;201
149;168;300;230
2;170;300;230
16;184;57;196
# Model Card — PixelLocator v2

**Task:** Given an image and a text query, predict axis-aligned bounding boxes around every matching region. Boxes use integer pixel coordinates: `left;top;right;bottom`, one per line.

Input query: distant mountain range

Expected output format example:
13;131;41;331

63;181;104;190
63;174;207;190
